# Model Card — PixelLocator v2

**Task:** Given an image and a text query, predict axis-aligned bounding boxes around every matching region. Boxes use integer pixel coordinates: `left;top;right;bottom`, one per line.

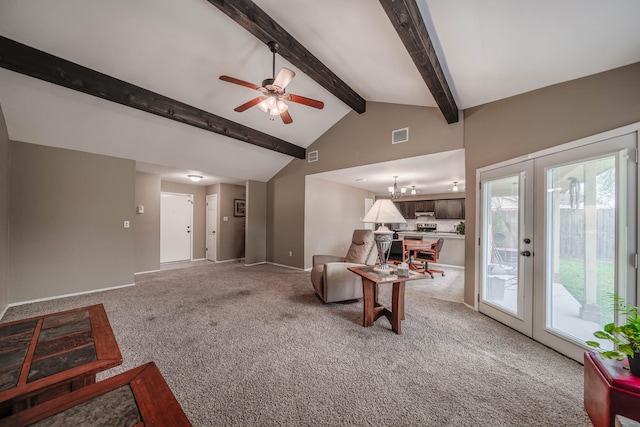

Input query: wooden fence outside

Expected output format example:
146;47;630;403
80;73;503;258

559;208;615;261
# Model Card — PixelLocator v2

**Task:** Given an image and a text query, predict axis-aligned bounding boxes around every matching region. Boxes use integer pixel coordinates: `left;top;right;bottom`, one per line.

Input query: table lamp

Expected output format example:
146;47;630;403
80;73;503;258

362;199;406;274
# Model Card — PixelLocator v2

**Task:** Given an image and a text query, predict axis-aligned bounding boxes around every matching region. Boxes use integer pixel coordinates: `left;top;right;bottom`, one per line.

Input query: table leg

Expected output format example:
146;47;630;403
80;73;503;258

361;278;376;327
391;281;406;334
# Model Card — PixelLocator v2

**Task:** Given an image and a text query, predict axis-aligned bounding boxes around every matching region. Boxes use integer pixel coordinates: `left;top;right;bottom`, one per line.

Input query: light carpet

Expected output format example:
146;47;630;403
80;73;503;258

2;262;591;426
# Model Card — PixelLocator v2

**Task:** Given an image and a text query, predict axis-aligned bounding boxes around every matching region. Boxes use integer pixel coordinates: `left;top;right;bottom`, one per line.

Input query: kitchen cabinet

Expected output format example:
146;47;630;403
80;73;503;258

396;199;463;219
435;199;465;219
394;201;415;219
414;200;435;213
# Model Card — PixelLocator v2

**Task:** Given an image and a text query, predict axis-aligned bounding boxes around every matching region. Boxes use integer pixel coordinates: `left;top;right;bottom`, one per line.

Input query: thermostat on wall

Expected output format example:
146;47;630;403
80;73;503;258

137;205;144;214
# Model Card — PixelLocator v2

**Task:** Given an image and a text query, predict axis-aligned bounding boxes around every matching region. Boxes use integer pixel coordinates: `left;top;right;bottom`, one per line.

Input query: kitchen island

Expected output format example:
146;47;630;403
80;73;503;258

396;231;465;267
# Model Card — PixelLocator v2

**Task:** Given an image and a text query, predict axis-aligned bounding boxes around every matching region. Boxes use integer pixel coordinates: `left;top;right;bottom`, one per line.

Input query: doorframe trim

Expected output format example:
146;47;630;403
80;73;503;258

206;194;218;262
474;121;640;311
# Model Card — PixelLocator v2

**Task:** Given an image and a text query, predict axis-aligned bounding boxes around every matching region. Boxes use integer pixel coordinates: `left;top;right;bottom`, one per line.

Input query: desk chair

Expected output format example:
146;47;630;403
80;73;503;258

413;238;445;278
387;240;405;264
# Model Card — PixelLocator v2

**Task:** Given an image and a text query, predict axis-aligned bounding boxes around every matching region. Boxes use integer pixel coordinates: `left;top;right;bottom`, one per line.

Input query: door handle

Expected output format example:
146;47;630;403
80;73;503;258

520;250;531;257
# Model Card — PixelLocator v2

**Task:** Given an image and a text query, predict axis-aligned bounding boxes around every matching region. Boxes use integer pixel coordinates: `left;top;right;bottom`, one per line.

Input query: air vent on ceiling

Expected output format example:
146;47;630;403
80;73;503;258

308;150;318;163
392;127;409;144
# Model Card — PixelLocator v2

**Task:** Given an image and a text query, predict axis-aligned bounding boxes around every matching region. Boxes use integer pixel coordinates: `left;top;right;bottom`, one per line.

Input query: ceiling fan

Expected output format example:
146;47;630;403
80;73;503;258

219;41;324;124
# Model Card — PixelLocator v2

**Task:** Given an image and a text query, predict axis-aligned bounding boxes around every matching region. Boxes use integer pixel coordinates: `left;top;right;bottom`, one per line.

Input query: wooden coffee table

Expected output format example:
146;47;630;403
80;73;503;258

0;304;122;417
348;266;425;334
1;362;191;426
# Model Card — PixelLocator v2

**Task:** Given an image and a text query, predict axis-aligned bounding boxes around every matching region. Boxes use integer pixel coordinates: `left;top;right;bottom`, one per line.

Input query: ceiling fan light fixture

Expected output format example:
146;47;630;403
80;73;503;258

269;100;288;116
452;181;459;192
410;186;417;195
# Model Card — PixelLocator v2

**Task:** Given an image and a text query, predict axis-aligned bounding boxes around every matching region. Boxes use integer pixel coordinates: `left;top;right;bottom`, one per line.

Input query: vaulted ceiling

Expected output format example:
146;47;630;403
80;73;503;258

1;1;639;191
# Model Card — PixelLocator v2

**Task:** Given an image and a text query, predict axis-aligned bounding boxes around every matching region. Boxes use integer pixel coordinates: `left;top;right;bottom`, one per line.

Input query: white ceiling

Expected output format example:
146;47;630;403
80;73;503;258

1;1;639;191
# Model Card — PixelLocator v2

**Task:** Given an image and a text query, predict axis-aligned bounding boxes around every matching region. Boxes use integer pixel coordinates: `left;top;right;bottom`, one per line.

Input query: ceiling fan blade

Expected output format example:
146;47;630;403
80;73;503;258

273;68;295;89
286;93;324;109
280;110;293;124
234;96;265;112
220;75;260;90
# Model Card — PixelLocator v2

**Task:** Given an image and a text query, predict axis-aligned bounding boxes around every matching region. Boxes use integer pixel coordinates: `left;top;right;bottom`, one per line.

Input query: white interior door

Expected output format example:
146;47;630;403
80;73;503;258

160;192;193;263
206;194;217;261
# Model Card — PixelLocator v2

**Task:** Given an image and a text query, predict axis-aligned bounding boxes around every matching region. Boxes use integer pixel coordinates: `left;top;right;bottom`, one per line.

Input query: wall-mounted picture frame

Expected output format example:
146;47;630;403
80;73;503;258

234;199;246;217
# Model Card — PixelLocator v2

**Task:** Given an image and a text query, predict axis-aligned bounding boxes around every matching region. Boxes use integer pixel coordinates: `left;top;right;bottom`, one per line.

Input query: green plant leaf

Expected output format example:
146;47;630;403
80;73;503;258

601;351;626;361
586;341;601;348
618;344;635;357
593;331;612;340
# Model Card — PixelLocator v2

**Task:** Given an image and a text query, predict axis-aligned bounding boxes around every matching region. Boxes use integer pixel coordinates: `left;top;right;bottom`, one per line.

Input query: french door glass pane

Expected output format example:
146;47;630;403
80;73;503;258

483;175;520;315
546;156;616;349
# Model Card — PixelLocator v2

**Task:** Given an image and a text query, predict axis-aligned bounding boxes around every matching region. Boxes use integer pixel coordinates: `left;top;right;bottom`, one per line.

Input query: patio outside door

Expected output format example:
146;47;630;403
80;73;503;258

532;133;637;361
479;161;534;337
479;133;637;362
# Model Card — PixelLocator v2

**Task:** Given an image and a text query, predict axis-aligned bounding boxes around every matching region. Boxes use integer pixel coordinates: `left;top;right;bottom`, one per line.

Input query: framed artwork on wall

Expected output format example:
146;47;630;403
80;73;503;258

234;199;246;217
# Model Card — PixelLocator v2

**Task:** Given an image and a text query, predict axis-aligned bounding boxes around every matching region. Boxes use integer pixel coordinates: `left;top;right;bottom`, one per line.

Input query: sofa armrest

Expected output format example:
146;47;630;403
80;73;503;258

324;262;366;275
313;254;345;266
323;262;366;302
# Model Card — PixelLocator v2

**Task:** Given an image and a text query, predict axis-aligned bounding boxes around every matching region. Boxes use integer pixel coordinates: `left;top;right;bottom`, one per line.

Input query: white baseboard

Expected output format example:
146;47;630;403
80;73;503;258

267;262;305;271
134;269;161;275
464;301;478;311
191;258;205;262
244;261;267;267
216;257;244;263
0;305;9;321
6;283;136;309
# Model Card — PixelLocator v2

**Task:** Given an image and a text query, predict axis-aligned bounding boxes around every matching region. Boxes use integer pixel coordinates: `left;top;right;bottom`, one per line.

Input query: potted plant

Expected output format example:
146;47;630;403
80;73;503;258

455;221;465;235
586;295;640;377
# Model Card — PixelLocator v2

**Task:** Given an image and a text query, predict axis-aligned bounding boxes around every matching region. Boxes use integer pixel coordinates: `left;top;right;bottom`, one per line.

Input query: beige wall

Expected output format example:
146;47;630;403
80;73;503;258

8;141;135;303
304;177;375;269
463;61;640;306
208;183;246;261
135;171;161;273
268;102;464;268
160;181;206;260
246;180;267;265
0;104;9;315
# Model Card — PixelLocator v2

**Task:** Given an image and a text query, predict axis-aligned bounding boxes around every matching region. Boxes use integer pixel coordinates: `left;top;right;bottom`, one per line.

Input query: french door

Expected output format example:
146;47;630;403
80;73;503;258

479;161;534;336
479;133;637;362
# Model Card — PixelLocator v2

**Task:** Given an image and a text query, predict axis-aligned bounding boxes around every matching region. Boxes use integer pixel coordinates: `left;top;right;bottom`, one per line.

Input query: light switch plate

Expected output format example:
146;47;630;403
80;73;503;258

124;220;130;228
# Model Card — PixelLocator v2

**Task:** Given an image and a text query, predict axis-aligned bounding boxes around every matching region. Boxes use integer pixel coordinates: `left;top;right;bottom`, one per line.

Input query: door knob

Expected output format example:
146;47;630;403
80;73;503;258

523;238;531;244
520;250;531;257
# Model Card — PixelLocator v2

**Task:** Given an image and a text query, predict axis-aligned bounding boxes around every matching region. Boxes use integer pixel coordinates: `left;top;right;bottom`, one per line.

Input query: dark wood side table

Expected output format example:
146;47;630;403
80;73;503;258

584;351;640;427
0;362;192;426
348;266;425;334
0;304;122;417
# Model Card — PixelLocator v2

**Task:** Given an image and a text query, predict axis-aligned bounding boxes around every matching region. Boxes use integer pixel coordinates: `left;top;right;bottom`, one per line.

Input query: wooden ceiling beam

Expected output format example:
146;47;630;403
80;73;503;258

379;0;459;124
0;36;306;159
206;0;366;114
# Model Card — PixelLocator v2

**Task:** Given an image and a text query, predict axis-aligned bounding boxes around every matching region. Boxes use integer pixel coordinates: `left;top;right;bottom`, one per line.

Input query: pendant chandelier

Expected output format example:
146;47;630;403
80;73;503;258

388;176;406;199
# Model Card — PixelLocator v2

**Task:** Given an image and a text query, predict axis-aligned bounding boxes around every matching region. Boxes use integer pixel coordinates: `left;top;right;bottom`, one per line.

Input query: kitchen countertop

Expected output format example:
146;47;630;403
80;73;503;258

396;230;465;239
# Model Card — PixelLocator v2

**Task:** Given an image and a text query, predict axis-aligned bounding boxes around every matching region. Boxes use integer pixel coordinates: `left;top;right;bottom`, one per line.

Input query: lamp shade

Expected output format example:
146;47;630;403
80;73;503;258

362;199;406;225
